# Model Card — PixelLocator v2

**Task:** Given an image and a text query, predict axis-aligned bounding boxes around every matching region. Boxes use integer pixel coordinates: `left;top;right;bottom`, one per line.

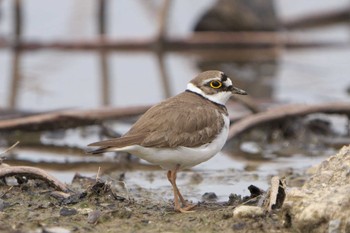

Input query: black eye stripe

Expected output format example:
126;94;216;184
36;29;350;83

221;73;228;82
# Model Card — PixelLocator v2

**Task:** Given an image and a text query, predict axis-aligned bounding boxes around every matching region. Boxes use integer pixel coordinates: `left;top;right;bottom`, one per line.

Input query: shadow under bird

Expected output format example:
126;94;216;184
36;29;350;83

87;70;247;213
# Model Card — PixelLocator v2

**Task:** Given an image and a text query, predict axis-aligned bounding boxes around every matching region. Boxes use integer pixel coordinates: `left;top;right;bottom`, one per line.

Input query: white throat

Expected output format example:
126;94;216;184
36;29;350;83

186;83;232;106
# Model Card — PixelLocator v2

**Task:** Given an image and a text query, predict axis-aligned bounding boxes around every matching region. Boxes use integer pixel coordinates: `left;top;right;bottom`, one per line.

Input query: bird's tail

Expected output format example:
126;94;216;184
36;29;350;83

86;146;111;155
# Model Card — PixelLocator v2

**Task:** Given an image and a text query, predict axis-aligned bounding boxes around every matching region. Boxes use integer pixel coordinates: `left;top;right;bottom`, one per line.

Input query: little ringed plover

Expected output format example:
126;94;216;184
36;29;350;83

88;70;247;213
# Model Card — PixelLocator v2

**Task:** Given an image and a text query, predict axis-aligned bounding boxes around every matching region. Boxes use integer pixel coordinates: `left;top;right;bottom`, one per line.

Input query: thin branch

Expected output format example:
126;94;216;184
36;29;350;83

97;0;107;35
0;32;348;51
156;0;172;42
13;0;22;42
0;141;20;156
228;102;350;140
230;95;261;114
0;105;150;131
283;7;350;30
0;166;68;192
5;159;160;172
0;186;14;198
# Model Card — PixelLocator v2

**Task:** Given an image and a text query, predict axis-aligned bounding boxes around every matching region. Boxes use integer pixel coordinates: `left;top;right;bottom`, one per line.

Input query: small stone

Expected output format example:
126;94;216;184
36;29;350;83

78;208;93;215
240;141;261;154
87;210;101;224
0;199;5;211
228;193;242;206
247;185;264;197
232;222;246;231
233;206;264;218
222;212;233;219
60;207;78;216
202;192;218;201
328;219;341;233
141;219;150;225
42;227;71;233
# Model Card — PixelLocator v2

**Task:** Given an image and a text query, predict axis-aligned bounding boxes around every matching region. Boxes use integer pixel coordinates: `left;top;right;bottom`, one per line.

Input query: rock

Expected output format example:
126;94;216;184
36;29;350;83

233;206;264;218
232;222;247;231
227;193;242;206
202;192;218;202
328;219;341;233
194;0;279;32
59;207;78;216
284;145;350;233
193;0;280;99
87;210;101;224
0;198;10;211
41;227;71;233
0;199;5;211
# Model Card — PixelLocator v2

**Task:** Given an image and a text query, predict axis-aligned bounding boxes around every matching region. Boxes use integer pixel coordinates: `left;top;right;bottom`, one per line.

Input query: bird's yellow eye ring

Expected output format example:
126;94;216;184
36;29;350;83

210;80;222;89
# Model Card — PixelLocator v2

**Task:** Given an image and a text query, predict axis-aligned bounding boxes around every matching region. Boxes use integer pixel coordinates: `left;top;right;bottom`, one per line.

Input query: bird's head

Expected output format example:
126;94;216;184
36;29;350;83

187;70;247;105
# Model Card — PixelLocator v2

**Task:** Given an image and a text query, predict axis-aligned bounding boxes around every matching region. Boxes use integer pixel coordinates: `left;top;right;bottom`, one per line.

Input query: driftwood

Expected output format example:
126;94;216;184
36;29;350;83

0;32;348;51
6;159;160;172
0;141;19;156
231;95;261;114
0;165;68;192
283;7;350;30
0;105;150;132
228;103;350;140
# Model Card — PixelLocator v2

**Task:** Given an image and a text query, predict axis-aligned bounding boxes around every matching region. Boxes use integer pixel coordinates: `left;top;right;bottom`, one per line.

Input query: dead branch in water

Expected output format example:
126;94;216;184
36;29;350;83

231;95;261;114
0;166;68;192
0;141;20;156
0;105;150;132
283;7;350;30
228;102;350;140
6;159;160;172
0;32;348;51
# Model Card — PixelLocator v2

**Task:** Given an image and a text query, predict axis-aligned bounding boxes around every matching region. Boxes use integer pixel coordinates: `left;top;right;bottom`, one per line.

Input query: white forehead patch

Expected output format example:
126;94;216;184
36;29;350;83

224;78;232;87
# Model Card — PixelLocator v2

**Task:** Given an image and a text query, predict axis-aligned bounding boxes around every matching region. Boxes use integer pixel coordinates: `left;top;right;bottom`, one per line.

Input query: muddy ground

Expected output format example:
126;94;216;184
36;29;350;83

2;144;350;233
0;172;290;233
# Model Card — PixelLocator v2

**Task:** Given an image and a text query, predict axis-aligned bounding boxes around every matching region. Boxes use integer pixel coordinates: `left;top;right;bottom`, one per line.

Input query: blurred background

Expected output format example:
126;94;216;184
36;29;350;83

0;0;349;201
1;0;350;110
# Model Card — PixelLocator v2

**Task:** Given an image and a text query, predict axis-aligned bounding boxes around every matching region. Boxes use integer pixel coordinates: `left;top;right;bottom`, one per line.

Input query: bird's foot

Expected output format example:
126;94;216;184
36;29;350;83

175;204;196;213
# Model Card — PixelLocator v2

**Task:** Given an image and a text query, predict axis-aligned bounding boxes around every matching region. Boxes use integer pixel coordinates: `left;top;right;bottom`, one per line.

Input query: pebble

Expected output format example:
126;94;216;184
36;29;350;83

233;206;264;218
59;207;78;216
87;210;102;224
202;192;218;201
42;227;71;233
0;199;5;211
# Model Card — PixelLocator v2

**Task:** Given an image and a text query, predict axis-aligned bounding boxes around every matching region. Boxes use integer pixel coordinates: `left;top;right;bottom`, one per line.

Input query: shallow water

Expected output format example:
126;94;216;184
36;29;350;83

0;0;350;201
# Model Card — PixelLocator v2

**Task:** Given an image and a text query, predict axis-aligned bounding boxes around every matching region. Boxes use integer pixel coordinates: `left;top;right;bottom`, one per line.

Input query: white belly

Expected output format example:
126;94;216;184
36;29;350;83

111;114;230;170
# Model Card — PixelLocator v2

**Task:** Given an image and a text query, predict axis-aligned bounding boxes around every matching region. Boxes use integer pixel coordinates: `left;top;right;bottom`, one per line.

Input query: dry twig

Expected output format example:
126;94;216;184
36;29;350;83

228;103;350;140
1;32;347;51
0;141;19;156
0;166;68;192
283;7;350;29
0;106;150;132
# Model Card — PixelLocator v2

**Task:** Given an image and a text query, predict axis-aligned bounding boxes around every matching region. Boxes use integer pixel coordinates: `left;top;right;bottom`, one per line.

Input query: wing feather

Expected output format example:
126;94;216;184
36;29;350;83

87;91;228;152
125;92;227;148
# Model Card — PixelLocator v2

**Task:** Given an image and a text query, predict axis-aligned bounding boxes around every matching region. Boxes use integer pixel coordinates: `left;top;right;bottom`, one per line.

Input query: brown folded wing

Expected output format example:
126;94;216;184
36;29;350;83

88;91;227;152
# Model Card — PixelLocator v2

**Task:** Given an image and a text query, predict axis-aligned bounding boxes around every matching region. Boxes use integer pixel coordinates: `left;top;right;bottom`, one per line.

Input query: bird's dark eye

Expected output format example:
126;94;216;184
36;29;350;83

210;80;222;89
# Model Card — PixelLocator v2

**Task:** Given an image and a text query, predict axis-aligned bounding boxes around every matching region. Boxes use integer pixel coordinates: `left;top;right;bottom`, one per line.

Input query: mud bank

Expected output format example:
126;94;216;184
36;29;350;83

1;145;349;233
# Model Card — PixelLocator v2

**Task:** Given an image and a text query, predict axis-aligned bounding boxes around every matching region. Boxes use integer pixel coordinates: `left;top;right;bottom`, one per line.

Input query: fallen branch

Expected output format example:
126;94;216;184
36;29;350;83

0;141;19;156
283;7;350;30
228;102;350;140
0;105;150;132
0;32;348;51
5;159;160;172
0;166;68;192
